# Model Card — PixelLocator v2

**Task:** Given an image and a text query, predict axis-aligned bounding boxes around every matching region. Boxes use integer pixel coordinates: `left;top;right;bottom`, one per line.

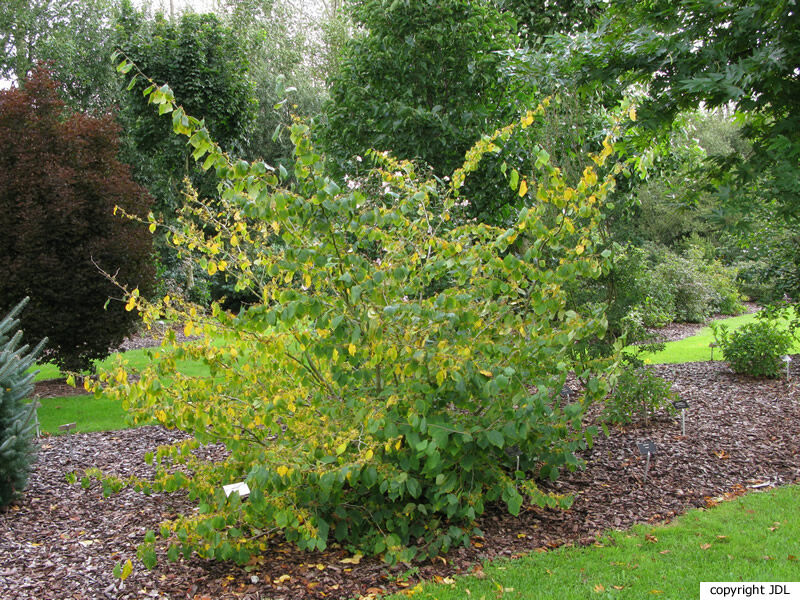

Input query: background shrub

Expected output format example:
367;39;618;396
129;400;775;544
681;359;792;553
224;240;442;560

0;68;154;372
0;298;45;508
714;319;794;378
603;367;677;426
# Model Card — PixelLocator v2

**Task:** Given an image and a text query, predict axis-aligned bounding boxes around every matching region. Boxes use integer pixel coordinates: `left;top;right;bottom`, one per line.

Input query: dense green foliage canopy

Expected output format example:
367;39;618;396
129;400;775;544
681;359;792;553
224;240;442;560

568;0;799;222
322;0;518;177
115;4;257;211
0;0;120;111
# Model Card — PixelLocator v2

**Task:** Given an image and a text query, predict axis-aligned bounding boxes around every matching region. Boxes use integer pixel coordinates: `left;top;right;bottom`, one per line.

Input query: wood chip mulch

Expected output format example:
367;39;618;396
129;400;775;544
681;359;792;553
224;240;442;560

4;359;800;600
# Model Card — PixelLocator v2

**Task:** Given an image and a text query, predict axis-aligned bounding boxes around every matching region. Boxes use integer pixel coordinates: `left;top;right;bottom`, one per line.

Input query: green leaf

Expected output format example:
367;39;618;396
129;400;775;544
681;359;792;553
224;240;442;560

506;489;523;516
486;430;504;448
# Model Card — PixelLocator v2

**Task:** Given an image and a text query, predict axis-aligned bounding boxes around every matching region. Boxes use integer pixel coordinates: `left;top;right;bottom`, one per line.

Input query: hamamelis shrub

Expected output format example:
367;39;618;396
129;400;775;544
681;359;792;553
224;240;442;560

86;70;623;568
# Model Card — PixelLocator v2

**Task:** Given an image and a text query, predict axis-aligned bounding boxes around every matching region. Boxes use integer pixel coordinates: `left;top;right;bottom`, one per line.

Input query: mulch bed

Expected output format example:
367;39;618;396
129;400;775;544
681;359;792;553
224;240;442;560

8;361;800;598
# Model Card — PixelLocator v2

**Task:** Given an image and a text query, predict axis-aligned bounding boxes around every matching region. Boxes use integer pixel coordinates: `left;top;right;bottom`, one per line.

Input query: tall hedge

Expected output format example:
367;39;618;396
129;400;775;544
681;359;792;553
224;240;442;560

0;67;154;372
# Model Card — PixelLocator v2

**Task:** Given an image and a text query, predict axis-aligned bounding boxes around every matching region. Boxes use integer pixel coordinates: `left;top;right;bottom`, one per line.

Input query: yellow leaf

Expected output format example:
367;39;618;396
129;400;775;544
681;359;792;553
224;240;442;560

207;261;218;275
230;235;239;246
120;559;133;581
575;244;585;255
184;322;194;337
348;343;356;356
395;438;403;450
340;553;363;565
271;221;280;234
521;111;534;128
518;179;528;197
336;442;347;455
303;274;312;288
155;409;167;423
274;574;291;583
455;243;463;253
365;448;374;460
436;370;446;386
125;297;136;312
650;590;663;595
629;105;637;121
479;370;493;378
332;348;339;362
594;584;605;593
148;223;157;233
276;465;289;478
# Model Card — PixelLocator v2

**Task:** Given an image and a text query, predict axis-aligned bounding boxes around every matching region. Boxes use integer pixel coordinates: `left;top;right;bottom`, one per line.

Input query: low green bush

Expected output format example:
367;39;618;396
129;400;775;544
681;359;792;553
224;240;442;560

603;367;677;426
713;319;794;378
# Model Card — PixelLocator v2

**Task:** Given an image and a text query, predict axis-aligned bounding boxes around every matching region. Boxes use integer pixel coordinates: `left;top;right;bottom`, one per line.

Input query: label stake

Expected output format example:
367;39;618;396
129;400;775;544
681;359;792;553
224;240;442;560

637;440;657;483
672;400;689;436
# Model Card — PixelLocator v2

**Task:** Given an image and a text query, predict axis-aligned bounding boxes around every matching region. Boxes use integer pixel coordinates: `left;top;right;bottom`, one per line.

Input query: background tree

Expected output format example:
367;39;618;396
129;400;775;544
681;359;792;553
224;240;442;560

0;298;45;509
496;0;605;40
555;0;800;301
113;2;258;303
215;0;330;168
0;0;120;112
115;2;257;216
320;0;519;185
0;68;154;372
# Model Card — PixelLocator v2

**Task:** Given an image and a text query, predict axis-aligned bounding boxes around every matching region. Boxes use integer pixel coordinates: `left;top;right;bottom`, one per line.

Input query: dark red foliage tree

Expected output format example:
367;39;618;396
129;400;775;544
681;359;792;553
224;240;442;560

0;67;154;372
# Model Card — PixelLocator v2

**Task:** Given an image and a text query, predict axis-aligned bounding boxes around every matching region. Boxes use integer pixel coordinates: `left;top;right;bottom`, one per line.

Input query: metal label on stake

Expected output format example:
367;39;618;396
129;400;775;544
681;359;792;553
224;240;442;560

637;440;657;483
672;399;689;436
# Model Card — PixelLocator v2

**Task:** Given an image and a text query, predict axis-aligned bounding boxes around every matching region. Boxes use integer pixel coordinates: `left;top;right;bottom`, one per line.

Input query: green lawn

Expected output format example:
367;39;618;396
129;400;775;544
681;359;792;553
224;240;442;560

35;393;132;434
639;312;800;364
32;342;212;435
33;344;211;382
391;485;800;600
